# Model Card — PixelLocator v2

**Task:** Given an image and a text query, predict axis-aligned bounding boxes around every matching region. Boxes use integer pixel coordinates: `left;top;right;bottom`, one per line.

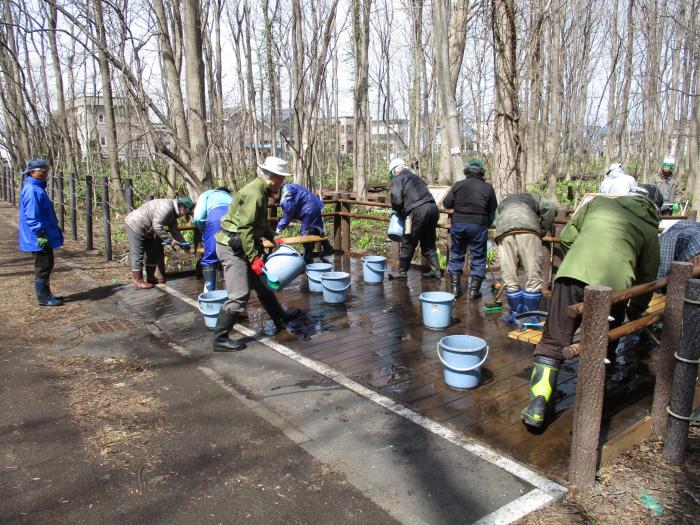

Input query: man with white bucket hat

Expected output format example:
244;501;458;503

213;156;303;352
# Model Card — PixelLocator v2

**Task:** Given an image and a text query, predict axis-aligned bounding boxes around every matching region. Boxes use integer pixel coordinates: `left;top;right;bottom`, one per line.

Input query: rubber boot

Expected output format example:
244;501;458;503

272;308;304;332
521;356;561;428
35;279;63;306
202;264;218;293
212;311;247;352
450;272;462;298
502;290;524;324
46;281;63;302
422;254;442;279
146;265;165;285
132;270;154;289
468;276;483;300
522;290;543;324
320;240;334;263
388;259;410;280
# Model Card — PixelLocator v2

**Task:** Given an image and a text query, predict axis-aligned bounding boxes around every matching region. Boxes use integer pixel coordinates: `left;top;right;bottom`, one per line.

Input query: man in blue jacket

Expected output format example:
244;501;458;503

18;158;64;306
275;182;334;264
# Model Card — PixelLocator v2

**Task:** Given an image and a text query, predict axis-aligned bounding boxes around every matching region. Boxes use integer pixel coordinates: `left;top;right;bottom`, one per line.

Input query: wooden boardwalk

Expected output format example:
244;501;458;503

168;255;663;483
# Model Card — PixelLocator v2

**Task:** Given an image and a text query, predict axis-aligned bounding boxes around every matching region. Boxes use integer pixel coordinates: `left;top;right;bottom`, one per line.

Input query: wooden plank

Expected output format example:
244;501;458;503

600;416;652;465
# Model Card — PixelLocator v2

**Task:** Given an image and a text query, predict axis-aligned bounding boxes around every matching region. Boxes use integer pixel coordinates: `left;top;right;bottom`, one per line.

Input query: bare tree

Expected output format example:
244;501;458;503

491;0;522;200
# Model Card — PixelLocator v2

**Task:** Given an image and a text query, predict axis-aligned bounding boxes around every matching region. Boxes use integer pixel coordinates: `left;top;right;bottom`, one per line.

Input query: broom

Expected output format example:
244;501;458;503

484;281;505;311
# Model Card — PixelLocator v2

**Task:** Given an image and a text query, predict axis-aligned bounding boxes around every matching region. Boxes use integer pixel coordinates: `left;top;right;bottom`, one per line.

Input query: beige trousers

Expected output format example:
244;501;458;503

498;233;544;292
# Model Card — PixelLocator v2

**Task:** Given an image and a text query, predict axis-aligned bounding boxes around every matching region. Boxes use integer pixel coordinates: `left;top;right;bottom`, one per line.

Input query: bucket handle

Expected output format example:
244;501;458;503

323;282;351;292
307;272;323;284
436;343;489;372
197;302;222;316
420;296;456;308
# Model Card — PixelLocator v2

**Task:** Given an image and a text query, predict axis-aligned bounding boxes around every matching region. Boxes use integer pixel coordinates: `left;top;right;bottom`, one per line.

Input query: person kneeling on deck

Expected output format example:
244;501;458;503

18;158;64;306
444;158;498;299
275;182;334;264
493;193;557;322
521;185;662;429
657;220;700;279
387;158;441;280
192;187;233;292
124;196;194;289
213;157;303;352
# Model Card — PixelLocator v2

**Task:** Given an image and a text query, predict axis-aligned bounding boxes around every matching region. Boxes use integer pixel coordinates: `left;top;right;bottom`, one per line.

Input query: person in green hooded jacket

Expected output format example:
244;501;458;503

521;185;663;429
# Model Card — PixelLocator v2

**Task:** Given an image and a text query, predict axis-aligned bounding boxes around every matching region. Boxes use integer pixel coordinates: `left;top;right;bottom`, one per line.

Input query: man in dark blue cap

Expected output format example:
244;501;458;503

18;158;64;306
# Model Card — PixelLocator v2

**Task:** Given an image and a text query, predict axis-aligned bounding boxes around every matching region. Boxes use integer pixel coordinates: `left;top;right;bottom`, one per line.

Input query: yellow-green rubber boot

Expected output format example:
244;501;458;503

521;356;560;428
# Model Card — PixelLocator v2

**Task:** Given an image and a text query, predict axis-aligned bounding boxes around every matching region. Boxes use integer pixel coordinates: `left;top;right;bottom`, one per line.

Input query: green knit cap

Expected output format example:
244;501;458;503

177;196;195;213
467;158;484;170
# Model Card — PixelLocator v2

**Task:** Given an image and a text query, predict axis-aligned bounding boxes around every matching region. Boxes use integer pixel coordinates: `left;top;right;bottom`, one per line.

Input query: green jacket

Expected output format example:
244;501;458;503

215;177;276;262
557;195;660;313
493;192;557;240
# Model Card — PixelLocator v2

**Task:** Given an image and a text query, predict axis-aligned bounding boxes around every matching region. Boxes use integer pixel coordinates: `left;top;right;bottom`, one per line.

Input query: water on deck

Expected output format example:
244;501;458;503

167;254;659;483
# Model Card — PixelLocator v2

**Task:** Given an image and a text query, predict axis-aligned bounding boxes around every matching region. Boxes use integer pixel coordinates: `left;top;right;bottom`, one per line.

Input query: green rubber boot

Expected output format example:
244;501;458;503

521;356;560;428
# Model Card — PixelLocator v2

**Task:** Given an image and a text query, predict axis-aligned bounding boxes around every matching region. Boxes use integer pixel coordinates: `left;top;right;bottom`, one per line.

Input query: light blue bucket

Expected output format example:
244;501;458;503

306;262;333;293
198;290;228;330
437;335;489;389
321;271;351;304
264;244;306;291
387;214;404;241
362;255;386;284
419;291;455;329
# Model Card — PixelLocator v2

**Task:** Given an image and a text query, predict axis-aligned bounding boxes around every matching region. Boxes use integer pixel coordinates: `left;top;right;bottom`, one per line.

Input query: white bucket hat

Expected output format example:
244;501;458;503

258;156;292;177
388;158;407;174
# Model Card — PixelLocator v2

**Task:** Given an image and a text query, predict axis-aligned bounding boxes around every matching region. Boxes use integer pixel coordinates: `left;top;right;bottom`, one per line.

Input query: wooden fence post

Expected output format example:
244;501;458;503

341;192;351;253
663;278;700;464
651;261;693;437
69;173;78;241
11;171;16;206
102;177;112;261
333;192;342;250
569;285;612;490
85;175;94;250
57;172;65;232
124;178;135;212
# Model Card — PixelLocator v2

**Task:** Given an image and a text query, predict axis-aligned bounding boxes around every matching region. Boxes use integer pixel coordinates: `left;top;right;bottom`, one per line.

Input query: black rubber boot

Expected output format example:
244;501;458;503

212;311;247;352
388;259;410;280
422;254;442;279
521;356;561;428
35;279;62;306
468;276;483;300
450;272;462;298
320;240;334;263
202;264;218;292
46;281;63;302
273;308;303;332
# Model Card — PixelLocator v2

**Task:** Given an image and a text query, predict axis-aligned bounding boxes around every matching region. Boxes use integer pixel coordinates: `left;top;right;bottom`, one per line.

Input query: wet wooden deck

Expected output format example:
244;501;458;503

168;255;662;483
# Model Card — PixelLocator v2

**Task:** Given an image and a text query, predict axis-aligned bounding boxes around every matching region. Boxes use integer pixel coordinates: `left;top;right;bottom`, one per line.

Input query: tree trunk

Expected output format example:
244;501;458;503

544;0;562;202
408;0;423;165
491;0;522;201
352;0;371;200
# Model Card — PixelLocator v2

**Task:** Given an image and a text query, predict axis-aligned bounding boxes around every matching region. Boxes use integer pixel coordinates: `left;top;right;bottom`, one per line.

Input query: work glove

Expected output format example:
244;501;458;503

178;242;191;252
250;257;265;276
37;236;49;251
274;238;283;247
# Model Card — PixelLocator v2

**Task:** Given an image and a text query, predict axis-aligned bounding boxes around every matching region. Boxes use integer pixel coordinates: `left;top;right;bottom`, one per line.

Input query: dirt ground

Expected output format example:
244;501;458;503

1;203;699;523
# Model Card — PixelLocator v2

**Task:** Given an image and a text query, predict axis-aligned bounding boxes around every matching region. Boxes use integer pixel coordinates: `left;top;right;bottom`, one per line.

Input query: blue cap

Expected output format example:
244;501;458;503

22;158;50;176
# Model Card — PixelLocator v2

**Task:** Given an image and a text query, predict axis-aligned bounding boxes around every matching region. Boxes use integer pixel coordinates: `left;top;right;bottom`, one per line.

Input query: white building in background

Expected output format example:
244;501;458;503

67;96;157;160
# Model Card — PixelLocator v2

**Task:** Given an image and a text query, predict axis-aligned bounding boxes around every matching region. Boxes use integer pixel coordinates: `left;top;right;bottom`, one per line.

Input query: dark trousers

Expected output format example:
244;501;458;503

398;202;439;263
33;247;54;280
535;277;625;360
126;225;165;271
447;223;488;278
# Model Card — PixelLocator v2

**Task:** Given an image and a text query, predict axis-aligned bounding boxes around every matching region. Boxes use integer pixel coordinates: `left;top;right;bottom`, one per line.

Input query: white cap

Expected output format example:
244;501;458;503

257;156;292;177
388;158;407;174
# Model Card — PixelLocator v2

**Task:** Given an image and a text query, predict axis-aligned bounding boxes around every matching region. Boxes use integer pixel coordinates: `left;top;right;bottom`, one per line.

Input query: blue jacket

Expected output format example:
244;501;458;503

276;183;325;235
18;176;64;252
192;189;233;230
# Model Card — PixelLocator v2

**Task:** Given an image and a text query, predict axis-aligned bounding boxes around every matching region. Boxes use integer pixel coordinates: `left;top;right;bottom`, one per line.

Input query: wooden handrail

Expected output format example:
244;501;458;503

566;265;700;318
